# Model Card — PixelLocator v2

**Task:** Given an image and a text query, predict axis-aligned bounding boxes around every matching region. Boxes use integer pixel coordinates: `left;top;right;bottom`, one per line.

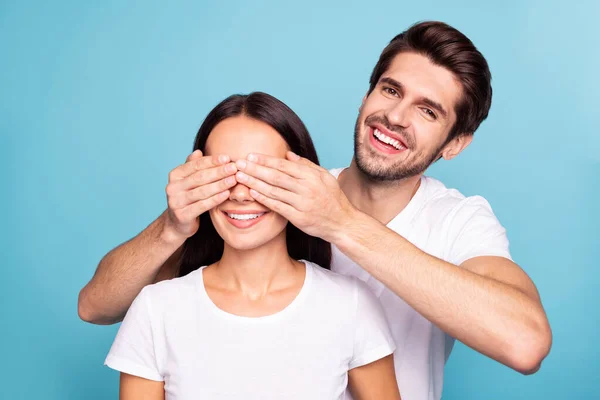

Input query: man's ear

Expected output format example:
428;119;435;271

441;134;473;160
359;94;367;112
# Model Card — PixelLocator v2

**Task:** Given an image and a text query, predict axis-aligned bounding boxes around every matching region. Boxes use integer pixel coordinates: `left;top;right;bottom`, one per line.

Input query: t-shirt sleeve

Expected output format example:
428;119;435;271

447;196;512;266
104;286;163;381
349;280;396;370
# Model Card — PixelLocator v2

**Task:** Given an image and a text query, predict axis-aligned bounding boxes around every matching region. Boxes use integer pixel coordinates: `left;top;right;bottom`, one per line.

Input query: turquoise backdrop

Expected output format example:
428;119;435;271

2;1;598;398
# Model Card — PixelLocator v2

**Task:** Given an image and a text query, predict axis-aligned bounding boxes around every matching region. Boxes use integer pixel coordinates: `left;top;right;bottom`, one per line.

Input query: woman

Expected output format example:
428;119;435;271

105;92;401;399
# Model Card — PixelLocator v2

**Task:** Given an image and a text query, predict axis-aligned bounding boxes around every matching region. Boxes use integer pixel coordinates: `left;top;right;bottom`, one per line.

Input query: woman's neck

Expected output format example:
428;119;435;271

210;232;303;299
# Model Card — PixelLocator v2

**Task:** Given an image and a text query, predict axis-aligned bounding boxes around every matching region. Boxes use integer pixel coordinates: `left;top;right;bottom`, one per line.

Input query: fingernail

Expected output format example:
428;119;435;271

236;172;247;182
218;155;229;164
225;177;236;185
236;159;247;169
289;151;300;161
247;153;257;162
250;189;259;197
225;163;236;173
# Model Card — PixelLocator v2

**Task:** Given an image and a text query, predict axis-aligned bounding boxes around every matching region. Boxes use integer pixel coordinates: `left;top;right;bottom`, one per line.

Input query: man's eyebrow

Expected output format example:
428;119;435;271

421;97;448;119
379;77;404;94
379;77;448;119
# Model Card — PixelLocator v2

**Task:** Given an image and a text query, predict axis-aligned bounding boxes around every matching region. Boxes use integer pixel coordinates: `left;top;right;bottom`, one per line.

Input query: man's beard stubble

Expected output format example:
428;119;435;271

353;114;442;182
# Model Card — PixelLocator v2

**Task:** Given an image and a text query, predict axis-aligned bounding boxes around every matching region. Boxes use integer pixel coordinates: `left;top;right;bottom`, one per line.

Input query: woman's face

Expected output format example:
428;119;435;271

205;116;290;251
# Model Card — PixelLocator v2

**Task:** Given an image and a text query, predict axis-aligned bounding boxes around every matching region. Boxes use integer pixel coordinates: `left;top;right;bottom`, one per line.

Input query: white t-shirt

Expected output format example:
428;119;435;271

330;168;512;400
105;260;395;400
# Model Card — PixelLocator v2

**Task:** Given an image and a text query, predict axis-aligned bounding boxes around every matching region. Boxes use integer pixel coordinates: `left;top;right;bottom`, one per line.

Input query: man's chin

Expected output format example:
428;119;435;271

356;155;426;182
356;160;398;182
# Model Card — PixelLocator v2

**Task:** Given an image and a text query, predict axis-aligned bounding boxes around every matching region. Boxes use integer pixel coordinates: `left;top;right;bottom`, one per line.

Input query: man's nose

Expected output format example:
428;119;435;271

384;100;411;128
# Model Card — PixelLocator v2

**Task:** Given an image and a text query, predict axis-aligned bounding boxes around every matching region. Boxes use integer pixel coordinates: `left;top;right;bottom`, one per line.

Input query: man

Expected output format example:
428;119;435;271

79;21;552;400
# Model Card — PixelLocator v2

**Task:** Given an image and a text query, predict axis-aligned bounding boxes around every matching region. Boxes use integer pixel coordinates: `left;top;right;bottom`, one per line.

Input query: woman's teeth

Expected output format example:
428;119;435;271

374;128;405;150
226;213;265;221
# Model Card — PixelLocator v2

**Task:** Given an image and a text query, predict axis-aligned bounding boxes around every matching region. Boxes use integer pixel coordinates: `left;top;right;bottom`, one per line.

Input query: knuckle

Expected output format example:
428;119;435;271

167;197;179;210
268;186;280;198
271;175;280;187
185;189;196;203
209;194;223;207
197;199;212;214
165;183;177;197
277;159;286;171
192;186;206;201
191;171;204;184
271;202;281;213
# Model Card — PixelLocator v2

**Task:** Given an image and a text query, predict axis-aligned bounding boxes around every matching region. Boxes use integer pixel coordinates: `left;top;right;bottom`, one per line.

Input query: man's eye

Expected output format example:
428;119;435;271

383;87;398;97
422;108;437;120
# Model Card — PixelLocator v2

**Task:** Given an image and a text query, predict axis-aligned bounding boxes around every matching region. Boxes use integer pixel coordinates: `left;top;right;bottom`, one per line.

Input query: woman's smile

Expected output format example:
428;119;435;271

221;209;271;229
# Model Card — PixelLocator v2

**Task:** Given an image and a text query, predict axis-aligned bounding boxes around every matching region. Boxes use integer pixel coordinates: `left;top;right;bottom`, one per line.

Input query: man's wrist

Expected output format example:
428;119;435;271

326;204;362;248
158;211;188;249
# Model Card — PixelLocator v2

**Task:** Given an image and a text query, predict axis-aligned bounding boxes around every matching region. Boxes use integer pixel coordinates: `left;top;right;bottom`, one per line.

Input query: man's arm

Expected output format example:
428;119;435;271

78;150;238;324
333;210;551;374
77;212;183;325
235;152;552;374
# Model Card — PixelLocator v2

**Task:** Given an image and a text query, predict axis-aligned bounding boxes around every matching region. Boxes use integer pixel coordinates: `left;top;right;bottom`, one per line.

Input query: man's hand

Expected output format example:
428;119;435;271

234;151;354;242
163;150;238;242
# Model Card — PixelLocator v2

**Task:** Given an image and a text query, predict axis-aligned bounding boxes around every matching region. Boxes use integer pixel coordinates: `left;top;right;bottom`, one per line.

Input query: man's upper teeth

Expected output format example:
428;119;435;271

374;129;404;150
227;213;264;220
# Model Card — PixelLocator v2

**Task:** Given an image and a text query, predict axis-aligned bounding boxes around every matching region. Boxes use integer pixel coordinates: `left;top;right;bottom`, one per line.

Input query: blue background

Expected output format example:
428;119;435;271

2;1;598;398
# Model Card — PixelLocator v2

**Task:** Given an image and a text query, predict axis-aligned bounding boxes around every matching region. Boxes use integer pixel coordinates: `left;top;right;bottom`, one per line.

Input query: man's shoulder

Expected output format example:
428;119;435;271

418;177;499;236
421;176;494;211
328;167;345;178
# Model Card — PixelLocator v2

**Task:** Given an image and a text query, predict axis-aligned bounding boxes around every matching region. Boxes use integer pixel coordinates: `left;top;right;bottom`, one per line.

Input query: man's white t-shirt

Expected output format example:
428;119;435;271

105;260;395;399
330;168;512;400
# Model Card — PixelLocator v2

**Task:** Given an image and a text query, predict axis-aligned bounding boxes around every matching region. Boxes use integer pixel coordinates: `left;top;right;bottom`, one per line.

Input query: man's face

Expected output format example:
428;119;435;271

354;51;463;182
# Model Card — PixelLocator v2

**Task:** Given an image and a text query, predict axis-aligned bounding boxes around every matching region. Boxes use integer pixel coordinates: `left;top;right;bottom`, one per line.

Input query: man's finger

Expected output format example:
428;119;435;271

248;188;300;221
235;171;299;207
181;176;237;206
236;160;304;193
170;154;230;181
245;153;311;179
178;162;237;190
286;151;324;171
186;149;203;163
182;190;231;219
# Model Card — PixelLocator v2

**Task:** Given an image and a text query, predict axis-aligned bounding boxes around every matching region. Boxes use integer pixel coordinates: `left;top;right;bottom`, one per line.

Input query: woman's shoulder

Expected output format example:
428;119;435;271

305;261;362;295
140;268;203;304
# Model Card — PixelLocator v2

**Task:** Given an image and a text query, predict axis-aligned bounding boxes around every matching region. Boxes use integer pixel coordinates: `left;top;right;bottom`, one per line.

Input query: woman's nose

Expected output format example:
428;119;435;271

229;183;254;203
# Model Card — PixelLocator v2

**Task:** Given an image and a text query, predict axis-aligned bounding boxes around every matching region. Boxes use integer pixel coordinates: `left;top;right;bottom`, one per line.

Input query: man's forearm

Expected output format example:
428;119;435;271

331;209;551;373
78;211;184;325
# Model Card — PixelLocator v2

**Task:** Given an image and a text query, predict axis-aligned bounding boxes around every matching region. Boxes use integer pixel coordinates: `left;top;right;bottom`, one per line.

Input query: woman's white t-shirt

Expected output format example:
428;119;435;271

105;261;395;400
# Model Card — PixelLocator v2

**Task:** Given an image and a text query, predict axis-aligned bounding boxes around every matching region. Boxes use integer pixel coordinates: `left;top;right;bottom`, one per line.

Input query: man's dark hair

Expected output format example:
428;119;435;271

369;21;492;142
178;92;332;277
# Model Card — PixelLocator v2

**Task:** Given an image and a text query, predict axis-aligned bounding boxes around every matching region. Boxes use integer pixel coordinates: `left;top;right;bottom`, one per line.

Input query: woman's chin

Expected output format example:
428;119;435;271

222;236;271;251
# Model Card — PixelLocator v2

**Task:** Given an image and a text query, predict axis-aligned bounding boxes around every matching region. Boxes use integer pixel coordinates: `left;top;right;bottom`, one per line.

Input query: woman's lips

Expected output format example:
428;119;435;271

222;210;269;229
